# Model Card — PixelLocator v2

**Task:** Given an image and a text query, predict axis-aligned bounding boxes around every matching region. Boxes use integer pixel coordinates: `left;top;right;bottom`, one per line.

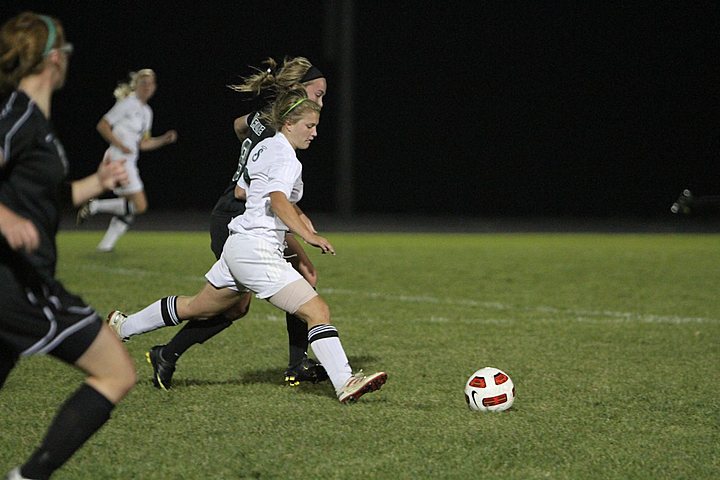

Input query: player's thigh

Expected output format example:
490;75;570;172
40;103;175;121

180;282;241;319
268;278;318;315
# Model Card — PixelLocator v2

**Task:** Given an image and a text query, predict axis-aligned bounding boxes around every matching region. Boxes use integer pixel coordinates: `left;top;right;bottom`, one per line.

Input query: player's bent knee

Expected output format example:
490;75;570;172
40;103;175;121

224;297;251;321
268;279;318;316
105;332;136;387
294;296;331;328
106;345;137;389
114;367;137;396
83;352;136;402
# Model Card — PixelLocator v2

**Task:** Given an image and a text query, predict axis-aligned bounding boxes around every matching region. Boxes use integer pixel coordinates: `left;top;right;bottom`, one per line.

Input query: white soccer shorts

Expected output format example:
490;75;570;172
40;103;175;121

105;147;144;195
205;233;303;299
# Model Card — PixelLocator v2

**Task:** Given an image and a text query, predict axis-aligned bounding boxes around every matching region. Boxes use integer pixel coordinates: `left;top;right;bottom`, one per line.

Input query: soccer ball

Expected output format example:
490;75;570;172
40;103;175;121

464;367;515;412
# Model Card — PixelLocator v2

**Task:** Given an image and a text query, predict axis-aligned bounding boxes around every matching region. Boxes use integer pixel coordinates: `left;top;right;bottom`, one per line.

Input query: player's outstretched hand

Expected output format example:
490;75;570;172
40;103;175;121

162;129;178;145
304;233;335;255
98;155;129;190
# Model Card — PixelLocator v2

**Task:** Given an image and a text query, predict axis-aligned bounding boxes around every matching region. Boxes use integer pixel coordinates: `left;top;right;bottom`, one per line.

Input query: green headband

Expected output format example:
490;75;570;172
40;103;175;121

38;15;57;56
281;98;307;118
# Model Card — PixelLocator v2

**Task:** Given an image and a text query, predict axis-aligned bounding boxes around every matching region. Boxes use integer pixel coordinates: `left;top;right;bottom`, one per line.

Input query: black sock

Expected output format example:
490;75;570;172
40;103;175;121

162;315;233;362
286;313;308;368
22;384;114;480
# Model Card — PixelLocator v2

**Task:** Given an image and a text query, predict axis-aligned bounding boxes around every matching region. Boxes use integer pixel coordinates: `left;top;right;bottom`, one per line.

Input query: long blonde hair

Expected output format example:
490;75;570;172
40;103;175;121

228;56;315;98
113;68;155;100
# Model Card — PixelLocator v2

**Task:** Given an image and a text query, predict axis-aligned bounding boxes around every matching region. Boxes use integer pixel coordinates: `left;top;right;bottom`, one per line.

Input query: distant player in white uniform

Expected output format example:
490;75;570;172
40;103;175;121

107;87;388;404
76;69;177;251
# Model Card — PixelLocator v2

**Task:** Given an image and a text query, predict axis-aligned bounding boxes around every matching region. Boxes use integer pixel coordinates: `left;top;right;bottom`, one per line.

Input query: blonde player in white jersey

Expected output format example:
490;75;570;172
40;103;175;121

76;69;177;251
107;87;387;404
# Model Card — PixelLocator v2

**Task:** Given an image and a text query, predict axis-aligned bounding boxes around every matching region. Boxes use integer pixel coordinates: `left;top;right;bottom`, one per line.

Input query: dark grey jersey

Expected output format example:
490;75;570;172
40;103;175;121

0;91;68;280
211;111;276;217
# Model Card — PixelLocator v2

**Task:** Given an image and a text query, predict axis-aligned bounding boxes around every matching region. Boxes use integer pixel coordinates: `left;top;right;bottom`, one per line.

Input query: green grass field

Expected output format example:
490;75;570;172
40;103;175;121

1;231;719;479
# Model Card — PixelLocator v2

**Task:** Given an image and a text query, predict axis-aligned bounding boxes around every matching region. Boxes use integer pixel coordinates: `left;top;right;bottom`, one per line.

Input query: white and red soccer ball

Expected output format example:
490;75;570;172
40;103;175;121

464;367;515;412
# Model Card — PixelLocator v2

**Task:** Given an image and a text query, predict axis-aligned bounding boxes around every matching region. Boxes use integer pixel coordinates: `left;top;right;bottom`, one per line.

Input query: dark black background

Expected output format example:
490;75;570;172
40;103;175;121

6;1;720;218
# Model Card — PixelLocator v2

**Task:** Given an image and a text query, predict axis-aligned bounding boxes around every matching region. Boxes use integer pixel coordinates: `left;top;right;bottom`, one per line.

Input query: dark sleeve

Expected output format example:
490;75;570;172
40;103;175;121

0;112;33;171
0;110;33;209
58;181;73;205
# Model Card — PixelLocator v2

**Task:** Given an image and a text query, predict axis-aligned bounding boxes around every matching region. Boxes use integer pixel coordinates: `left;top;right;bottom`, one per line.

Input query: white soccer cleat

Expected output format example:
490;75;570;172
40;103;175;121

337;371;387;404
96;216;129;252
96;233;116;253
106;310;129;341
96;243;114;253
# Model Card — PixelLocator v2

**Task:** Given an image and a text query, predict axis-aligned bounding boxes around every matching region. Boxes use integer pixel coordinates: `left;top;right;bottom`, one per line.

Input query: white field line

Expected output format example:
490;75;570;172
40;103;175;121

72;264;719;325
320;288;719;325
71;264;206;284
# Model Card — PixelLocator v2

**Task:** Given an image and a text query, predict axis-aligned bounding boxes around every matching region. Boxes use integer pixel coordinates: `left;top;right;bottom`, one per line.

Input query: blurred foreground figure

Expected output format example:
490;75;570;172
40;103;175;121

0;12;135;480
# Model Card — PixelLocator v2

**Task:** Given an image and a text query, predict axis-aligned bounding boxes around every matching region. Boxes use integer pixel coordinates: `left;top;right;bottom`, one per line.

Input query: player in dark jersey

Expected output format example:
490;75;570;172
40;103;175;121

0;12;135;480
145;57;329;390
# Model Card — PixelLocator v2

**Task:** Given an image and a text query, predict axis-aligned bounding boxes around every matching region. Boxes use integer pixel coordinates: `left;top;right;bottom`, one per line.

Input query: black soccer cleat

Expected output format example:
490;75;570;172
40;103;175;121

284;357;329;386
75;199;95;225
146;345;176;391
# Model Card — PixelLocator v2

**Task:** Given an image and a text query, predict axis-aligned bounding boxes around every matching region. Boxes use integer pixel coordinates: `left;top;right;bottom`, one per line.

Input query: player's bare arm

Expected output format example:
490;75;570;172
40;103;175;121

285;234;318;286
294;204;317;233
139;129;177;151
96;118;131;153
233;184;247;201
234;114;250;140
71;158;129;206
270;191;334;255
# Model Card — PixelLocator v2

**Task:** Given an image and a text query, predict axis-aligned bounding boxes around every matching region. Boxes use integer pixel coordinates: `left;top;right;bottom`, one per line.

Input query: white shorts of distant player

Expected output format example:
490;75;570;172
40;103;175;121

205;233;317;314
105;146;143;195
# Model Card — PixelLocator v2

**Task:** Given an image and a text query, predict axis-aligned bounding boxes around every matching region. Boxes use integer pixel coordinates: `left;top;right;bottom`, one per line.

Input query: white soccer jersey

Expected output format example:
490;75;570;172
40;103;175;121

103;93;152;159
228;132;303;248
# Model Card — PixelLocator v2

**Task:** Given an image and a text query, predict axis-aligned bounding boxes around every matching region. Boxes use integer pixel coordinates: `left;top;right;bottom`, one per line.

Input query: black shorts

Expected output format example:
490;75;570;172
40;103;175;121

0;265;102;365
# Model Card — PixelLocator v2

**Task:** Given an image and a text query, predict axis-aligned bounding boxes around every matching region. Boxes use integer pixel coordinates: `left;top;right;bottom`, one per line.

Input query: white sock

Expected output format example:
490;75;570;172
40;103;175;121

92;198;133;216
97;216;129;251
308;324;352;392
121;296;180;338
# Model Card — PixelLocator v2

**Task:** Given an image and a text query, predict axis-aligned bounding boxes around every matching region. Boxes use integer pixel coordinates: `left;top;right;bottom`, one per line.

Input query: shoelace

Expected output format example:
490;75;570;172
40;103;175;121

347;370;365;385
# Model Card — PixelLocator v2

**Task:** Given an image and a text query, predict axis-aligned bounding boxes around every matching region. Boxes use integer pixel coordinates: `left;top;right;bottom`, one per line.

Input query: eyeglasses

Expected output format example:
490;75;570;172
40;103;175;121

44;43;73;58
57;43;73;56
